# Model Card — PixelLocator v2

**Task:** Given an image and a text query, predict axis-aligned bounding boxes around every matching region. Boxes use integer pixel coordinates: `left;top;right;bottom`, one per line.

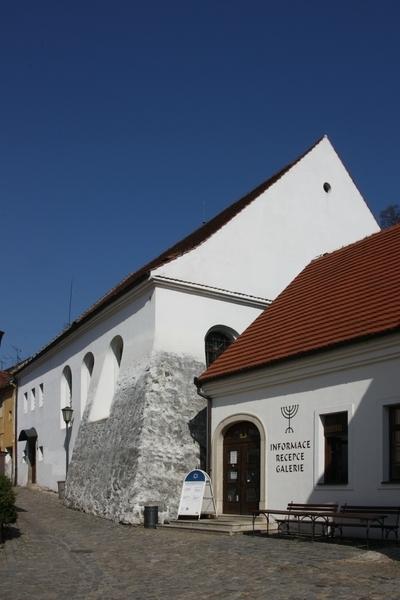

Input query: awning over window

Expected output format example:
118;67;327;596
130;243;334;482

18;428;37;441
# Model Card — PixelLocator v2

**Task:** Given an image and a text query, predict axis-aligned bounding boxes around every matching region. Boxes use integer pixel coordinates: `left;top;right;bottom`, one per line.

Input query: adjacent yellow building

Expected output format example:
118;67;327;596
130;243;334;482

0;371;15;480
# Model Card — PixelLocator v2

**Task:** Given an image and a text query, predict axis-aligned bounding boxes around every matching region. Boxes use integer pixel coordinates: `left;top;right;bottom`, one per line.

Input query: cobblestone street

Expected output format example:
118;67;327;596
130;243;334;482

1;488;400;599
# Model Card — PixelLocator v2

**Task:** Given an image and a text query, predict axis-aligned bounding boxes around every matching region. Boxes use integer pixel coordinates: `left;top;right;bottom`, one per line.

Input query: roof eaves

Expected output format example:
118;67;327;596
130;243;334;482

65;135;326;328
198;324;400;386
15;136;325;374
13;271;152;374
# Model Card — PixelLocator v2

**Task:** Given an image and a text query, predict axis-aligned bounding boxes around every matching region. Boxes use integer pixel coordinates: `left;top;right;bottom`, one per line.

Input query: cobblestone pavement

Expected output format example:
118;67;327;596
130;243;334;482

1;488;400;600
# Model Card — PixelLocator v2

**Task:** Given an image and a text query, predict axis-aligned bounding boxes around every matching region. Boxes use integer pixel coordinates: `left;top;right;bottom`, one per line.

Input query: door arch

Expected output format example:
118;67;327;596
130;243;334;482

212;414;266;515
223;421;260;514
18;428;37;485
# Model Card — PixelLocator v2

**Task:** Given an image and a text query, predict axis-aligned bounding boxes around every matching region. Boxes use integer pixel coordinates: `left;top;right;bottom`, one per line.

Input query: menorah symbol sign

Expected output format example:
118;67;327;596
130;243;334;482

281;405;299;433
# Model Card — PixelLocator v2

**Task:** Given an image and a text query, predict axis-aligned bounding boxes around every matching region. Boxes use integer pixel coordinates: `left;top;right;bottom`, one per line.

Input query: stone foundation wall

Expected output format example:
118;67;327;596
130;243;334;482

65;352;206;523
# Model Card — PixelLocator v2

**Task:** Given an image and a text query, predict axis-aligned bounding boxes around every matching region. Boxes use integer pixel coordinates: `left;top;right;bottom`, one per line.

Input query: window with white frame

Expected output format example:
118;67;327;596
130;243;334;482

30;388;36;411
320;411;348;485
388;405;400;482
81;352;95;416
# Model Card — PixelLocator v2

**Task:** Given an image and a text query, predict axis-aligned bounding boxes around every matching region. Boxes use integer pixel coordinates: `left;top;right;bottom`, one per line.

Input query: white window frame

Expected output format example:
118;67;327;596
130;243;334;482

313;402;354;491
30;388;36;411
378;396;400;488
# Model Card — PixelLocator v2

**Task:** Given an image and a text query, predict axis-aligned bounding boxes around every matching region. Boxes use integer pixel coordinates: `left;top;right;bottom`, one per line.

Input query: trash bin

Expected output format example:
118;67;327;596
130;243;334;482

57;481;65;500
144;505;158;528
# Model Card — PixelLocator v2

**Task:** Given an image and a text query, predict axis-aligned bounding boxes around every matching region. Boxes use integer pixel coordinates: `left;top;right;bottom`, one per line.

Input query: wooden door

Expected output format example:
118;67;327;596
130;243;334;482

27;438;36;484
223;422;260;515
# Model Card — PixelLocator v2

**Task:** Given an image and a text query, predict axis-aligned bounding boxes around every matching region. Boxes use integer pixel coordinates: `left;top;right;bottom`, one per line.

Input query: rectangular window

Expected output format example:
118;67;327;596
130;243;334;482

23;392;28;414
389;405;400;482
321;411;348;485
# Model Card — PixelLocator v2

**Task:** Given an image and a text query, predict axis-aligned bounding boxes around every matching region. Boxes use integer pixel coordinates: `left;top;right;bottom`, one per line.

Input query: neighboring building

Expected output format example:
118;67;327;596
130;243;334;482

197;224;400;518
0;371;16;480
15;136;379;523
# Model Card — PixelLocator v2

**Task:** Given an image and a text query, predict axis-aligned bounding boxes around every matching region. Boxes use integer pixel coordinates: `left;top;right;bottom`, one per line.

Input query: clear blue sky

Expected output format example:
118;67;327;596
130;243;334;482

1;1;399;366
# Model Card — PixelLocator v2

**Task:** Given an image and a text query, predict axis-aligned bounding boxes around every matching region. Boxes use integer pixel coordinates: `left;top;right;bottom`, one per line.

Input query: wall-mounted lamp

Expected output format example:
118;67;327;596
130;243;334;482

61;406;73;478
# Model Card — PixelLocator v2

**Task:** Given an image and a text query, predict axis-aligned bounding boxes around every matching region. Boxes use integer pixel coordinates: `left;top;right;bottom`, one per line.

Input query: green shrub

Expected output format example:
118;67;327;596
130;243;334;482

0;475;17;542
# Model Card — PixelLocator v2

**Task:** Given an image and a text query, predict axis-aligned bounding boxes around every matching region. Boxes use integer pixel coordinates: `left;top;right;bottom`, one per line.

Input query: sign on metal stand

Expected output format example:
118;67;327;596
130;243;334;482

177;469;216;519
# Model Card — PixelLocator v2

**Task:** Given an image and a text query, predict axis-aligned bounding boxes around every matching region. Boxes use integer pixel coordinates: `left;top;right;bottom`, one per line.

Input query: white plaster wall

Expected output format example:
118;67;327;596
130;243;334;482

154;138;379;300
16;289;156;490
209;336;400;512
16;282;261;494
153;286;263;362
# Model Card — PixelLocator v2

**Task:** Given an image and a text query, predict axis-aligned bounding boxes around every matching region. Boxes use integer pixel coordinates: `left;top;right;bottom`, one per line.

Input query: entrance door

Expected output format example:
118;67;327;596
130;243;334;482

27;438;36;484
223;421;260;515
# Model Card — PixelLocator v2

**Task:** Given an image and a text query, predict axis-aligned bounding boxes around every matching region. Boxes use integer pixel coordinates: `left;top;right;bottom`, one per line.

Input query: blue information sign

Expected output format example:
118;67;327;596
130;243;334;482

177;469;216;519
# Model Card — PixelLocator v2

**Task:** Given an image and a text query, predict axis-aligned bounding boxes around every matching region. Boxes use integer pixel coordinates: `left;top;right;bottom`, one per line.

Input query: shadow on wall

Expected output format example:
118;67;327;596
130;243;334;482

243;360;400;559
304;369;396;506
188;407;207;471
227;353;400;522
293;360;400;553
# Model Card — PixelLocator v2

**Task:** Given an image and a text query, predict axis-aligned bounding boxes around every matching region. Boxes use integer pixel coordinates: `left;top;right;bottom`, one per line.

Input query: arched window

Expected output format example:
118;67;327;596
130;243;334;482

81;352;95;416
61;366;72;405
110;335;123;384
89;335;124;421
60;365;72;428
205;326;237;367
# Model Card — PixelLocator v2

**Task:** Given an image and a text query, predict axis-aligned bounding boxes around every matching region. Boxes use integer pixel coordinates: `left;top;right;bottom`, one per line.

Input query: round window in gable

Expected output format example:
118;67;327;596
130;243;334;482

323;182;332;193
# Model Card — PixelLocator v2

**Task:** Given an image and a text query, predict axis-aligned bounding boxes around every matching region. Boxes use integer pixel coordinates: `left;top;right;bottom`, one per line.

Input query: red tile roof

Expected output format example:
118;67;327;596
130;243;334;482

0;371;11;389
15;137;324;372
198;223;400;384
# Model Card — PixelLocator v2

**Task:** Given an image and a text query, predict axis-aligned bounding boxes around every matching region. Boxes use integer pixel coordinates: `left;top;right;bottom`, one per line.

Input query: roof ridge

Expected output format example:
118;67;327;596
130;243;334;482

15;136;328;372
73;136;327;322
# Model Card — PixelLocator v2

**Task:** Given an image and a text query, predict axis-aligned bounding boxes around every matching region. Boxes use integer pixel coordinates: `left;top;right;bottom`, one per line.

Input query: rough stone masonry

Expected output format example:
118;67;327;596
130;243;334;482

65;352;206;524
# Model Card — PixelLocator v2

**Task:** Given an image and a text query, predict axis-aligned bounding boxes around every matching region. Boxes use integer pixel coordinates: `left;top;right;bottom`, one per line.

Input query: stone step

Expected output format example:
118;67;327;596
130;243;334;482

204;515;259;523
161;515;274;536
161;523;245;536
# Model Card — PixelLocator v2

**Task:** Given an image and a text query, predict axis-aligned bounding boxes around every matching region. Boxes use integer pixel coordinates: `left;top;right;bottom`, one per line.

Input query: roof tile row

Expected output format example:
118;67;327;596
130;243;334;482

199;223;400;383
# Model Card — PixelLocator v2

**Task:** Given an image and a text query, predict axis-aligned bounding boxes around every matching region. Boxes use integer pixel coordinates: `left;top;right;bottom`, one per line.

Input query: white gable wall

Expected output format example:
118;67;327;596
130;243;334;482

154;138;379;300
153;285;264;361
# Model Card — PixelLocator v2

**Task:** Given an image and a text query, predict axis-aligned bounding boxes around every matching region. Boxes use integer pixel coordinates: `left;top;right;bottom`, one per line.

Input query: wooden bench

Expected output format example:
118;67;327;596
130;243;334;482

333;505;400;542
253;502;338;538
277;502;339;538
